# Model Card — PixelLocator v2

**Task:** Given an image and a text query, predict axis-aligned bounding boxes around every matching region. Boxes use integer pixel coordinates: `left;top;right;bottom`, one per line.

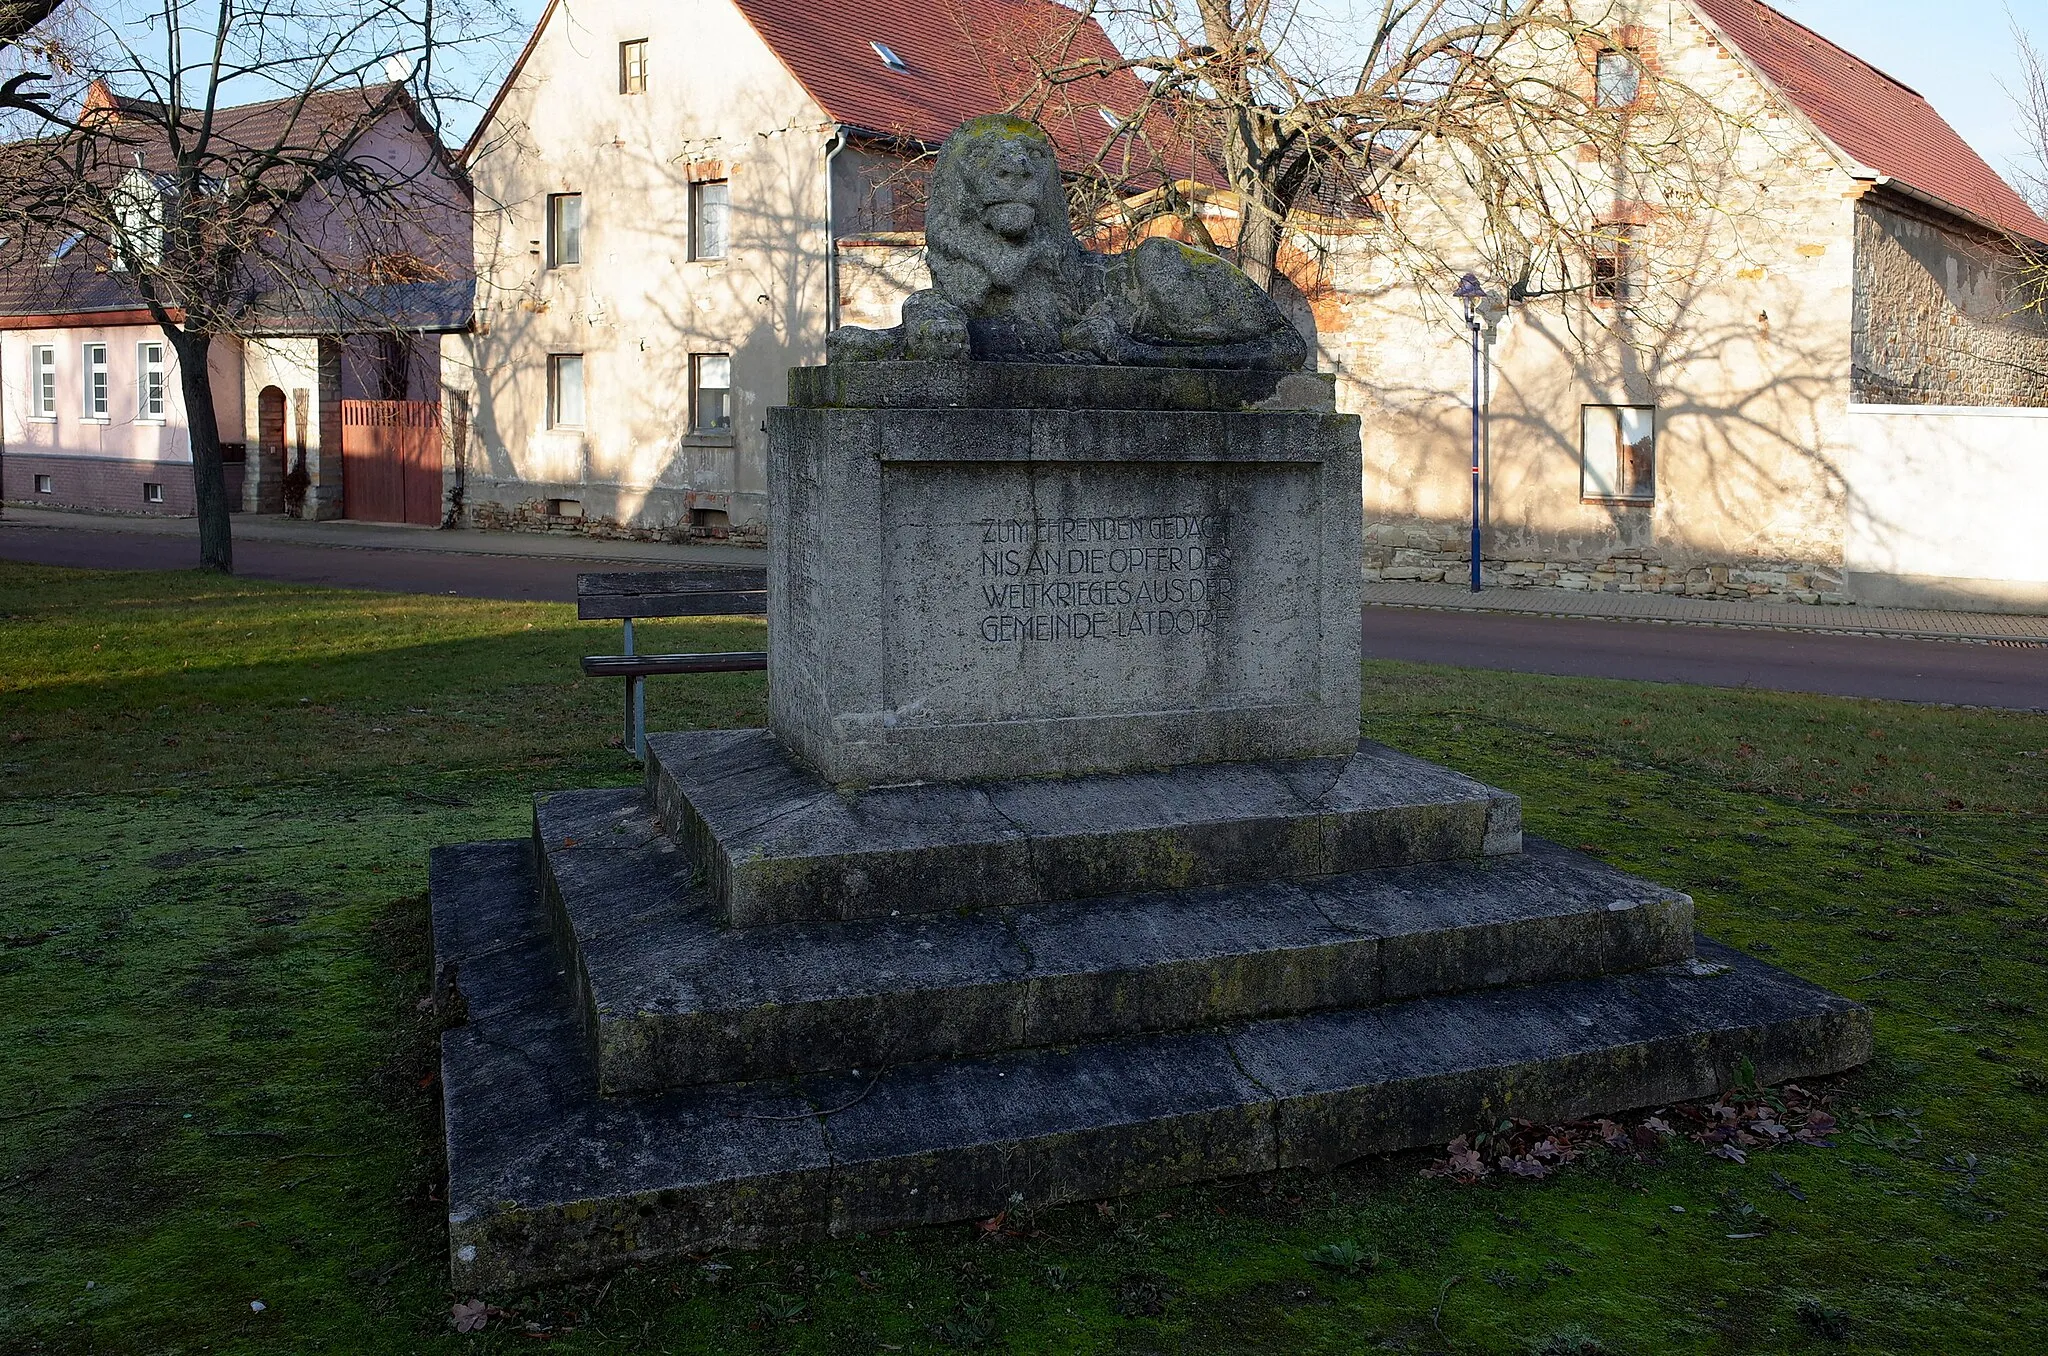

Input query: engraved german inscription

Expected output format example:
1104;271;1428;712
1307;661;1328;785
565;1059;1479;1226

974;514;1234;644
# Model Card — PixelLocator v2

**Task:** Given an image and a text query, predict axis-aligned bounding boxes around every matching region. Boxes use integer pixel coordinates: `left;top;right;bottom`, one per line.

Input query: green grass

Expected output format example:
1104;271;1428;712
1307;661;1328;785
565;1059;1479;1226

2;560;2045;1354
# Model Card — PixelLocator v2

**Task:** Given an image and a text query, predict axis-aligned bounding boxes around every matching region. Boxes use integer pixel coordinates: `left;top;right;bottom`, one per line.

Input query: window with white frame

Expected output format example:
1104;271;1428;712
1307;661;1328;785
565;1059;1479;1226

548;353;585;428
111;177;165;270
81;342;108;420
29;344;56;419
137;341;167;421
547;193;582;267
143;481;165;503
690;180;729;260
1581;404;1656;503
691;353;731;434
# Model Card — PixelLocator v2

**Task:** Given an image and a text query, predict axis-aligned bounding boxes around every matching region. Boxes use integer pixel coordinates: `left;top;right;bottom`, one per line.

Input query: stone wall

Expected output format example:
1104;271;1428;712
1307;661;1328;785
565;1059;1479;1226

461;491;764;545
1852;195;2048;407
1361;528;1849;603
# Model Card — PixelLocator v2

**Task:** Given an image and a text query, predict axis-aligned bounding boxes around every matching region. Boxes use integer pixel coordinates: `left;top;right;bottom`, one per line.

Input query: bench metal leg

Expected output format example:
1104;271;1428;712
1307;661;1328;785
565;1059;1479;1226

622;619;643;762
632;676;647;761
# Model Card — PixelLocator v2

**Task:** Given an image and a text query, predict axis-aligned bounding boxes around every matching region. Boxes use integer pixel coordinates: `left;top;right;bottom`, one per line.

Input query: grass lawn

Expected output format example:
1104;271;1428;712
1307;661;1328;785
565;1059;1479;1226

3;560;2045;1354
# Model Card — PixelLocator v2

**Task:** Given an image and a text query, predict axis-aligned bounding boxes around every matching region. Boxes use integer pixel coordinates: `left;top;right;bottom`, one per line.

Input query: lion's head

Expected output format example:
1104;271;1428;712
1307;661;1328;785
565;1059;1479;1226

924;115;1084;355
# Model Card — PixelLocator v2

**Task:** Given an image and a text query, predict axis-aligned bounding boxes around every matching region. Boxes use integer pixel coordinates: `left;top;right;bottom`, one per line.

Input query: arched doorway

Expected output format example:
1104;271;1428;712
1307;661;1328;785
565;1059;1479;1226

255;386;288;514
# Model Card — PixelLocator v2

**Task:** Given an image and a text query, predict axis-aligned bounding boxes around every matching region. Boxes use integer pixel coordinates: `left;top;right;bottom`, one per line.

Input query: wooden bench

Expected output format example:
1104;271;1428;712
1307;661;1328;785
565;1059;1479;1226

577;569;767;759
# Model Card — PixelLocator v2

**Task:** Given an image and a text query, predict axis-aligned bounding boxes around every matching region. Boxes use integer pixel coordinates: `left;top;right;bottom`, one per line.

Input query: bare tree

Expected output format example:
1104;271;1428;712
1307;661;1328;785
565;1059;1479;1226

0;0;509;571
2014;17;2048;216
1019;0;1757;317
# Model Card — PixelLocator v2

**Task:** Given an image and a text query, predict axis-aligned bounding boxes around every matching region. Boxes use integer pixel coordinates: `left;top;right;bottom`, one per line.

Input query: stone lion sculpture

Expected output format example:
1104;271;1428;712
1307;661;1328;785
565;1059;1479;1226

827;114;1308;371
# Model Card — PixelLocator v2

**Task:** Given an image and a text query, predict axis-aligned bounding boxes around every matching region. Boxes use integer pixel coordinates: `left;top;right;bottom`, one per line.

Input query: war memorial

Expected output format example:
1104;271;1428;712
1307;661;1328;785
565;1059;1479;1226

430;117;1869;1290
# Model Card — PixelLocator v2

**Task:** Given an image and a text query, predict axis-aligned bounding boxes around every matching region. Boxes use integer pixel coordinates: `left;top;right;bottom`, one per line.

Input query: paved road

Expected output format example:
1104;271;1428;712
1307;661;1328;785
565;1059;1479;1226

0;521;626;603
5;522;2044;710
1360;606;2047;711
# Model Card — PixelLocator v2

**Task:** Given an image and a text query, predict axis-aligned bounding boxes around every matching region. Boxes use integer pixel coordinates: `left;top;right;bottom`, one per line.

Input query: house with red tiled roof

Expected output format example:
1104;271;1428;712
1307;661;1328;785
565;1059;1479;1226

0;81;470;520
1328;0;2048;611
449;0;1149;538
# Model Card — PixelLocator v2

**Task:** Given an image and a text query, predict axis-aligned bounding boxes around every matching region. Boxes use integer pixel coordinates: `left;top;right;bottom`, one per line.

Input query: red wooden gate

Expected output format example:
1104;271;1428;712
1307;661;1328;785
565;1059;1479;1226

341;400;441;526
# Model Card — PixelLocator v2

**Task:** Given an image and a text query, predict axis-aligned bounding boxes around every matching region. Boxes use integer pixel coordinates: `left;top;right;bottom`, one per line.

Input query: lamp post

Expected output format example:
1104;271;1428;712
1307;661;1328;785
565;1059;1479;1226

1452;273;1486;593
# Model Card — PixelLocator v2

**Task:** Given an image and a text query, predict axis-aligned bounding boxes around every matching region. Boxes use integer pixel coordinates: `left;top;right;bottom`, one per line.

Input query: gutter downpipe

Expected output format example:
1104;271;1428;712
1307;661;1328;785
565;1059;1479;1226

823;126;848;335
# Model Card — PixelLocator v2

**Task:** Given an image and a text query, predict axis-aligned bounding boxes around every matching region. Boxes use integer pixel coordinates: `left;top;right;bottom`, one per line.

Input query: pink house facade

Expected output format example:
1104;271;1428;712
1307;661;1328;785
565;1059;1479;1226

1;316;244;515
0;81;470;520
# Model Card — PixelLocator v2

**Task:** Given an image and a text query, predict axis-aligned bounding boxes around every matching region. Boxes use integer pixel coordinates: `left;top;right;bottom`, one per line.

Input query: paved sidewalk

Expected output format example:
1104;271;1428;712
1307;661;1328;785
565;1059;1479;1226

0;504;760;566
1362;579;2048;645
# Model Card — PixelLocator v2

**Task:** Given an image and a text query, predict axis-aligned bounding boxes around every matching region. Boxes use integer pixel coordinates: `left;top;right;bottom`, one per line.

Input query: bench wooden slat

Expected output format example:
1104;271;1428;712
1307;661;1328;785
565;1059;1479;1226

577;590;766;620
576;568;766;596
581;652;768;678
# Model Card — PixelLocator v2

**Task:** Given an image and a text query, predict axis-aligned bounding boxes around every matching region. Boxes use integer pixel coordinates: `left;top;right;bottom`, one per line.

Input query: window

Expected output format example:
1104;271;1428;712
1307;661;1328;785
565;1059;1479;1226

81;342;108;420
691;353;731;434
137;341;166;421
1582;405;1656;503
620;39;648;94
111;174;165;270
547;354;585;429
1595;48;1641;108
49;230;83;261
871;40;909;72
690;180;729;260
143;482;165;504
34;474;53;494
29;344;55;419
1591;223;1642;303
547;193;582;267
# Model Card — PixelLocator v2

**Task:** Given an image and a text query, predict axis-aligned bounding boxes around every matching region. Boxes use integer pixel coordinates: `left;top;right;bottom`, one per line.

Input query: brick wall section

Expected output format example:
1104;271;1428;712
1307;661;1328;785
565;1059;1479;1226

3;453;200;516
1852;197;2048;407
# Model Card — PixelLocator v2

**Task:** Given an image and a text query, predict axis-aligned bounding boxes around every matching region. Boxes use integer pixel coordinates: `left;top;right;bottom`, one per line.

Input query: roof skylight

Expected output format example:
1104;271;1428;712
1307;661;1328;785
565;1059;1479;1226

1098;107;1122;130
871;41;909;73
49;230;84;261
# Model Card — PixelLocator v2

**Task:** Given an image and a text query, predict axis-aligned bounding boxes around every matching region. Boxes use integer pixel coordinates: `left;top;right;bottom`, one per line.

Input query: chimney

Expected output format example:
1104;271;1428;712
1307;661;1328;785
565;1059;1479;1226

80;78;122;126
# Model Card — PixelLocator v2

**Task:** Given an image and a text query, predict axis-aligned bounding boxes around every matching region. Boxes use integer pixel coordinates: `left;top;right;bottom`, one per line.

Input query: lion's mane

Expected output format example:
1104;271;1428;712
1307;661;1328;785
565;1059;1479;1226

923;116;1086;350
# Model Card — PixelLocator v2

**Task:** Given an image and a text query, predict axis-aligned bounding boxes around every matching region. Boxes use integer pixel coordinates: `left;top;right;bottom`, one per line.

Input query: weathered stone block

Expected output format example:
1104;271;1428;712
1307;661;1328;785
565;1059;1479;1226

768;362;1362;787
435;841;1870;1292
533;786;1689;1093
642;729;1519;926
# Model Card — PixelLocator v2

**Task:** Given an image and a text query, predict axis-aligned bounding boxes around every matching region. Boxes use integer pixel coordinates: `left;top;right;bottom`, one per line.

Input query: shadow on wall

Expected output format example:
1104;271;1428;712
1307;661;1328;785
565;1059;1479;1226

459;85;839;544
1334;191;1895;604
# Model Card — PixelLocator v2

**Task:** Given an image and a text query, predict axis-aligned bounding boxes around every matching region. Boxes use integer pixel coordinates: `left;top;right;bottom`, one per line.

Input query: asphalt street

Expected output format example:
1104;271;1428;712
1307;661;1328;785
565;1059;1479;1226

4;522;2043;710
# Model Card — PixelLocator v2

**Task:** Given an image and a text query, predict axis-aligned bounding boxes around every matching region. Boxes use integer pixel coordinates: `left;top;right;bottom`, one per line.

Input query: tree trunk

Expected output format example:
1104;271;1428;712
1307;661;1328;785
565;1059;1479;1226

170;327;235;573
1234;194;1282;294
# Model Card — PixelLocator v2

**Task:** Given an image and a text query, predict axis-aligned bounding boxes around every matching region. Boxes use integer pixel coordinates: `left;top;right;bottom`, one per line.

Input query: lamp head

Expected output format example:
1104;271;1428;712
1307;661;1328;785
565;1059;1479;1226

1452;272;1486;300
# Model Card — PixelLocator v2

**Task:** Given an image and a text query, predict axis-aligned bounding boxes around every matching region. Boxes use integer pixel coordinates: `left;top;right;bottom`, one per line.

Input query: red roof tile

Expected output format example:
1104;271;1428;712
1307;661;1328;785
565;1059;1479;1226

1691;0;2048;242
732;0;1156;171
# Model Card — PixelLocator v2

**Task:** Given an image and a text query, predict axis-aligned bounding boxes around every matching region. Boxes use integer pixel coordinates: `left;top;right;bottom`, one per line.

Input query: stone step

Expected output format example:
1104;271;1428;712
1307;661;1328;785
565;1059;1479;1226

435;839;1870;1292
539;788;1689;1095
644;729;1521;927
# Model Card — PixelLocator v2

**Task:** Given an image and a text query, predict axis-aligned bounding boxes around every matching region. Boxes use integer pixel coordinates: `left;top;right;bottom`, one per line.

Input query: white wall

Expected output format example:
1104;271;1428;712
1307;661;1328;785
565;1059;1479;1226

1843;404;2048;611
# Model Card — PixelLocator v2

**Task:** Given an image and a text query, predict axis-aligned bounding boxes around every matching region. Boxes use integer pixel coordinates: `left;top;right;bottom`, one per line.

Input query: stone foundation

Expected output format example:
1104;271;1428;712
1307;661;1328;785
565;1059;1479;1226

462;495;766;547
1364;533;1853;605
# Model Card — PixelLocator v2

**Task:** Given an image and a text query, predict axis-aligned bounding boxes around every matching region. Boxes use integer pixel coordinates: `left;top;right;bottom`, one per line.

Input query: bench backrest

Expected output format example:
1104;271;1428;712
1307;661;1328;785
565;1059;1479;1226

576;569;768;620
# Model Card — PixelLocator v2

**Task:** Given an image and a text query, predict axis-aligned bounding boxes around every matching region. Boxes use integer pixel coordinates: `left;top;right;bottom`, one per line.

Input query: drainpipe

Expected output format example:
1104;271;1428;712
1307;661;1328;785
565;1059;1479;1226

822;126;848;336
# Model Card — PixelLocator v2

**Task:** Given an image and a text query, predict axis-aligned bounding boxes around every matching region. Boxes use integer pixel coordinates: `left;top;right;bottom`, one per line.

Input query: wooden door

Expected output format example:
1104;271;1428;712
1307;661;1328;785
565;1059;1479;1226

341;400;441;525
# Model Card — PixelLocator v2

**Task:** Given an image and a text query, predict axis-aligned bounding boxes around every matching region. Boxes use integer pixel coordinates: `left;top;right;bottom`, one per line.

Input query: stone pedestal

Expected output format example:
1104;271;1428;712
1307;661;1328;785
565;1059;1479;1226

769;363;1361;786
430;362;1870;1292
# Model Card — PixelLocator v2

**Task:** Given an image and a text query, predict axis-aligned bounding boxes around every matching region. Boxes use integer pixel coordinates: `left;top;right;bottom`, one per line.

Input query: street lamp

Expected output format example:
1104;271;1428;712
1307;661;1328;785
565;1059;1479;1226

1452;272;1487;593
